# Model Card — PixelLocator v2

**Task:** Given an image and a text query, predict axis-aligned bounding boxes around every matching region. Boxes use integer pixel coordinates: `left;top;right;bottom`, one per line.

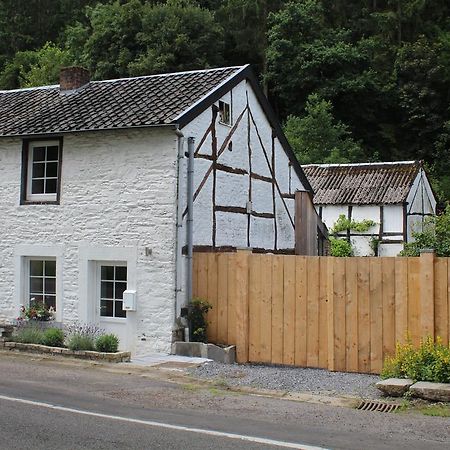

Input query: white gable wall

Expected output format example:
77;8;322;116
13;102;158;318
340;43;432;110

179;78;306;252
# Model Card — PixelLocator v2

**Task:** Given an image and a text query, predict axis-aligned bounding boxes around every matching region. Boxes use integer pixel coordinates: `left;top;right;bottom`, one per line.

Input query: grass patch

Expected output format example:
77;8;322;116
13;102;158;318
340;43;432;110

418;404;450;417
395;399;450;417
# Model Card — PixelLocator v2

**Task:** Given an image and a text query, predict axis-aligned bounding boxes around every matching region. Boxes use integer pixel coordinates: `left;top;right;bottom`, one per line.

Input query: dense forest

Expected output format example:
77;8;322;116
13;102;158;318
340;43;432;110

1;0;449;201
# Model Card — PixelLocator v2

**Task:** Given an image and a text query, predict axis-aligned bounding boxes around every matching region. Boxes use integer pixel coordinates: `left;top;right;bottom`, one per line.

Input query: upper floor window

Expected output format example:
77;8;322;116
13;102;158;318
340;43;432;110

218;100;232;126
22;139;62;204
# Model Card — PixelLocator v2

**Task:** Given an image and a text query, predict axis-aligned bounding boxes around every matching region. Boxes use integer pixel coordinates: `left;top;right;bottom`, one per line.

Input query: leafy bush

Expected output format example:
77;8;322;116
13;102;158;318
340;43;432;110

381;337;450;383
329;237;353;257
42;328;65;347
65;323;103;351
67;334;95;351
12;324;44;344
188;298;212;343
96;334;119;353
401;205;450;256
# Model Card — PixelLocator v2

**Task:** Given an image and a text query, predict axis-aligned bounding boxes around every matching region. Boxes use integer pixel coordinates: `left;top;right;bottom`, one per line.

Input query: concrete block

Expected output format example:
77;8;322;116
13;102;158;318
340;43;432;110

171;341;236;364
410;381;450;402
376;378;414;397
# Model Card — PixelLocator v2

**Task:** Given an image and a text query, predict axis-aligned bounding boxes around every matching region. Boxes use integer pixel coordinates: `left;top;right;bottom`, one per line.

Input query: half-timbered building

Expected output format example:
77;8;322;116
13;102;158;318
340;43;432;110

0;65;317;354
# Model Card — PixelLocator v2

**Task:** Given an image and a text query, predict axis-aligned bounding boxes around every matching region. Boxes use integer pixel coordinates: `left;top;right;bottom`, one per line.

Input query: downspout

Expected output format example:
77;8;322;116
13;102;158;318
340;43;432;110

174;127;184;333
186;137;195;312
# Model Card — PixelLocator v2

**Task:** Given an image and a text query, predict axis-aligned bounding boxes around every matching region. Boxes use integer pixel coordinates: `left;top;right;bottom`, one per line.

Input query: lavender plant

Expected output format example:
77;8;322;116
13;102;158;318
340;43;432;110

65;323;104;351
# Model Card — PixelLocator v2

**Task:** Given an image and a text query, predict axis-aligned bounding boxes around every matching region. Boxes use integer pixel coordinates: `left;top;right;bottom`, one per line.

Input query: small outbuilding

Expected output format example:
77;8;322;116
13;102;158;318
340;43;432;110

302;161;437;256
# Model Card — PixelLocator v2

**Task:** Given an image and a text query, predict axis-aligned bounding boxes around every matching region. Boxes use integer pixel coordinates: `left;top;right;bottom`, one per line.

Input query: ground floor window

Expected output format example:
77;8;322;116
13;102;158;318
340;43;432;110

99;264;127;318
28;259;56;310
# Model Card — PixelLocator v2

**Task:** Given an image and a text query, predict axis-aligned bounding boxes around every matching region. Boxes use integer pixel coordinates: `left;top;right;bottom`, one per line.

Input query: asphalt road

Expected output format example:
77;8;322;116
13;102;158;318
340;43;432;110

0;354;449;450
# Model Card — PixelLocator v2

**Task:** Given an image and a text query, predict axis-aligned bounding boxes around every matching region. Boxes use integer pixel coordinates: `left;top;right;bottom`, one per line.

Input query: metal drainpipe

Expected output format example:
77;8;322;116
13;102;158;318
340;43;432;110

186;137;195;314
174;127;184;330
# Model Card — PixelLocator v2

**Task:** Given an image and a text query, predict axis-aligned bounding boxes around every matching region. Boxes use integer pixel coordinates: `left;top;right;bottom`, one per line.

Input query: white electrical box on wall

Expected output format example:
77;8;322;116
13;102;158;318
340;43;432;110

123;290;137;311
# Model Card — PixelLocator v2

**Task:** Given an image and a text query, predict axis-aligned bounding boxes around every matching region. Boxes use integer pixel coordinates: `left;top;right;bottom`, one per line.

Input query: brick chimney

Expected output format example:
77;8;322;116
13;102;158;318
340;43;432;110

60;66;90;91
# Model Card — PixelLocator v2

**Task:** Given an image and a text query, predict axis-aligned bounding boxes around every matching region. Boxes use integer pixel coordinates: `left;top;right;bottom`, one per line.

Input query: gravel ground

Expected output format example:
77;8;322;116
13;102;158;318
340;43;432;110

189;361;383;399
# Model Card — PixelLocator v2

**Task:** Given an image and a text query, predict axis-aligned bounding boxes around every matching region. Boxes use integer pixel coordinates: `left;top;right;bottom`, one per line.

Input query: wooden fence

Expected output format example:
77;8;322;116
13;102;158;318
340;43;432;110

192;250;450;374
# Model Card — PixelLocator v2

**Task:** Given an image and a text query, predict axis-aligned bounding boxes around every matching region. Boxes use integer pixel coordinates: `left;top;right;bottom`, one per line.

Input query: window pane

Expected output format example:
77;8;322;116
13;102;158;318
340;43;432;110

32;179;44;194
101;281;114;299
47;146;59;161
115;301;126;318
45;179;57;194
115;266;127;281
101;266;114;280
30;260;43;276
30;277;43;293
45;260;56;277
30;295;43;305
115;282;127;300
33;147;45;162
32;163;45;178
44;295;56;310
100;300;113;317
46;162;58;178
44;277;56;294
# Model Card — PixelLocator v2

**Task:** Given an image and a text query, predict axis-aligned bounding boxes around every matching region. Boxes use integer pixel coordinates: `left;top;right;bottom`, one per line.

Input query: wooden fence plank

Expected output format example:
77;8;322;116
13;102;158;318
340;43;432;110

271;255;284;365
227;253;237;348
259;254;273;363
345;258;358;372
217;253;229;344
249;255;261;362
370;258;383;374
382;258;396;362
395;258;408;345
295;256;308;366
420;252;435;339
327;257;336;371
318;257;328;369
307;257;320;368
434;258;448;345
357;259;370;373
283;255;296;365
235;250;250;363
207;253;218;343
408;257;421;346
333;258;346;372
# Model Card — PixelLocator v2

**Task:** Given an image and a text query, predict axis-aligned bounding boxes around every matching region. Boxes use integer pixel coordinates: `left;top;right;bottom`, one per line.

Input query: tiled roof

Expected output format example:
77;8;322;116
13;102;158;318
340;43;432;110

0;66;243;136
302;161;421;205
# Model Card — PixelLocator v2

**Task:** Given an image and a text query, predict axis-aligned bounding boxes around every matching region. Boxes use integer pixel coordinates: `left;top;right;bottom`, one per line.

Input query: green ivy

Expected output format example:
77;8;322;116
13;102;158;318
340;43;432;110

330;214;376;234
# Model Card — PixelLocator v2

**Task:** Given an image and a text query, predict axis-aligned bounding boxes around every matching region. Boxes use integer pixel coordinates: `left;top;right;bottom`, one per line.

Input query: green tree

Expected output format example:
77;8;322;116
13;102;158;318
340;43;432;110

129;0;224;76
283;94;363;164
401;205;450;256
0;42;72;88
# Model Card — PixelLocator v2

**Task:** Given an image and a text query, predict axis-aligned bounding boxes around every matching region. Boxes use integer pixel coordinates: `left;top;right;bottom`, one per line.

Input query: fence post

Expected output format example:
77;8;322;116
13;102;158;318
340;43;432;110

327;257;335;371
420;249;435;340
235;248;251;363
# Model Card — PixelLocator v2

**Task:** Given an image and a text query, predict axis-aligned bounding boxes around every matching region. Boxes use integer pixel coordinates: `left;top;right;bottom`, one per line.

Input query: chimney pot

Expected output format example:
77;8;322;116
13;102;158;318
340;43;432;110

60;66;90;91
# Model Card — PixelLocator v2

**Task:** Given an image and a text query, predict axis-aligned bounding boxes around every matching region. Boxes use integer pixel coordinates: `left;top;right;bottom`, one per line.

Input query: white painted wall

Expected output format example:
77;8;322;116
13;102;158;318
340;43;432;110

180;79;306;252
0;128;178;354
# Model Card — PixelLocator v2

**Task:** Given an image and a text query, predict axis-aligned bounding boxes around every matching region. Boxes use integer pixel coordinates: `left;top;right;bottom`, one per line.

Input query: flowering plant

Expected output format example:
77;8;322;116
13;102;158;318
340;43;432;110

19;299;55;322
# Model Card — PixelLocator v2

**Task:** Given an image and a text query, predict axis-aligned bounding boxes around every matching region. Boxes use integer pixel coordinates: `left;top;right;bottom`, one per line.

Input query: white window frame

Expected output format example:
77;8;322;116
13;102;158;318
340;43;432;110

26;257;57;311
14;245;63;322
97;261;128;321
26;140;60;202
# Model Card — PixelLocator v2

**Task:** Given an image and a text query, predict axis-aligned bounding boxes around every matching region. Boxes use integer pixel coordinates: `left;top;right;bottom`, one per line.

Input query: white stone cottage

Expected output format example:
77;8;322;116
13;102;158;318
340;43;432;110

302;162;437;256
0;65;314;354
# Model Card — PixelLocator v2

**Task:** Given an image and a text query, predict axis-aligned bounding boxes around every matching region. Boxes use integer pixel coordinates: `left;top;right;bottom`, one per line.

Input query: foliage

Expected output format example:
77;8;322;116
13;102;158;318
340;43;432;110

42;328;65;348
400;204;450;256
283;94;363;164
11;323;44;344
1;0;450;199
95;334;119;353
331;214;376;234
19;301;55;322
188;298;212;343
65;323;103;351
329;237;353;257
381;337;450;383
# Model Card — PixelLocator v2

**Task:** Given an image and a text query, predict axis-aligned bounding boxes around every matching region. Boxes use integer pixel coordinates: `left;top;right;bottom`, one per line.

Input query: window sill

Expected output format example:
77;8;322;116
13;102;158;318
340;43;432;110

21;199;60;205
100;317;127;323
